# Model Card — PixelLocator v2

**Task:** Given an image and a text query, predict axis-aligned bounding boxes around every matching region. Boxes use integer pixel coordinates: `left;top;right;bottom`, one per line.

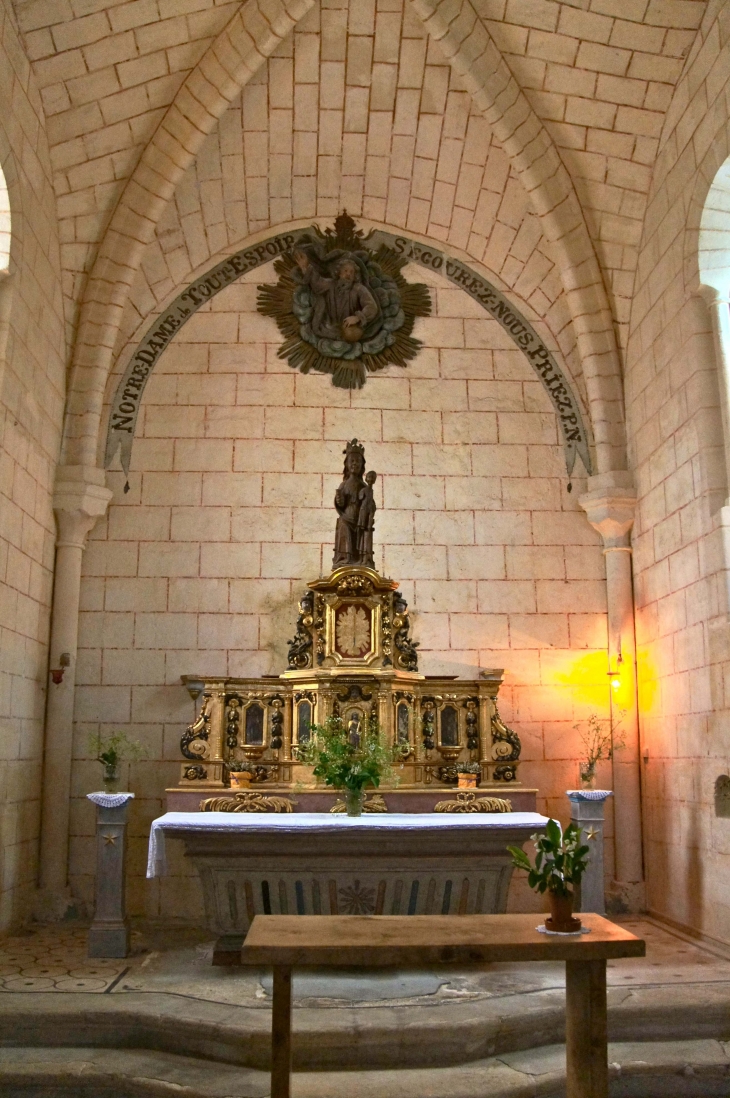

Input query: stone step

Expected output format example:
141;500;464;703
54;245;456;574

0;982;728;1072
0;1040;729;1098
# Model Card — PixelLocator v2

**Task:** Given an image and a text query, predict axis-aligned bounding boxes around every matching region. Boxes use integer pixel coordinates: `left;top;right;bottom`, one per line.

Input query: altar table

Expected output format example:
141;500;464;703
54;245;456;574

147;811;548;962
242;912;646;1098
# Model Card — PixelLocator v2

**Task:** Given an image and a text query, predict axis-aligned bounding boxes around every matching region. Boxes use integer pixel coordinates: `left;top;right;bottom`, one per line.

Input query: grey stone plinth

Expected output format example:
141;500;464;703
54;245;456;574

87;792;134;958
567;790;612;915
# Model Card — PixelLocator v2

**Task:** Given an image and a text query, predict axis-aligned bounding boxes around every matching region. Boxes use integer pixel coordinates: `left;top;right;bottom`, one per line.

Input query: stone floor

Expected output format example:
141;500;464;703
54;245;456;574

0;916;729;1095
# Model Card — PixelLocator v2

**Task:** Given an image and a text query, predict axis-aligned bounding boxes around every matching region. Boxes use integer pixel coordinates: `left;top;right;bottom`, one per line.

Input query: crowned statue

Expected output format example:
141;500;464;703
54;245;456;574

333;439;377;569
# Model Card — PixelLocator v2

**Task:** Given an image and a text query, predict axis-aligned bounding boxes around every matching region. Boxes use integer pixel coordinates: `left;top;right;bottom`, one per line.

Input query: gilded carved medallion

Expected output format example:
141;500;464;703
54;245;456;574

335;603;372;658
257;212;431;389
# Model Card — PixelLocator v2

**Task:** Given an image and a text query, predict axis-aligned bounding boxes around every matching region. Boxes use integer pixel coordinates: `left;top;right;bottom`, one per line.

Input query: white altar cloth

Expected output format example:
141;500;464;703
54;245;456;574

146;810;549;878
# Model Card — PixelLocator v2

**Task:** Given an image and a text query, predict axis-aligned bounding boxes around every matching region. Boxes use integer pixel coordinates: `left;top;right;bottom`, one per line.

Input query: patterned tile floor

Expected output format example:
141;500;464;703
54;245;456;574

0;926;129;993
1;917;730;1005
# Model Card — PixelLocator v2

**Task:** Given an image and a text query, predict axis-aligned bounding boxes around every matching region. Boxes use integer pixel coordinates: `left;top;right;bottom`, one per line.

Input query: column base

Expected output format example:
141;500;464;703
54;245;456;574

606;879;646;915
88;922;130;958
32;887;84;923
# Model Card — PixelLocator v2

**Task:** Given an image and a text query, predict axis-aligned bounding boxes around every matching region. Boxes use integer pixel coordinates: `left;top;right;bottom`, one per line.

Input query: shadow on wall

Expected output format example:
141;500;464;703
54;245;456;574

684;800;705;930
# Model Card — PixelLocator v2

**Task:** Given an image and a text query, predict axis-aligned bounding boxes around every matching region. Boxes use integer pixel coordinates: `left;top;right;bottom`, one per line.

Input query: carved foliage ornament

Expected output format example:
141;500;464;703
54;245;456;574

434;792;513;813
257;213;431;389
200;791;294;813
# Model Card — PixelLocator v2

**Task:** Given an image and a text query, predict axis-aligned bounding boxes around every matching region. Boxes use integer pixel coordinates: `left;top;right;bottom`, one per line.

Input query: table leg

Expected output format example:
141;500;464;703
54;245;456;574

565;959;608;1098
271;965;292;1098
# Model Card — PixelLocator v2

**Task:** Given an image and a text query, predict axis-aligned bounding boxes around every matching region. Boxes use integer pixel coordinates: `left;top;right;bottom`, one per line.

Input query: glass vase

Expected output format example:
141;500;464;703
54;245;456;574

103;769;121;793
579;765;596;790
345;788;365;817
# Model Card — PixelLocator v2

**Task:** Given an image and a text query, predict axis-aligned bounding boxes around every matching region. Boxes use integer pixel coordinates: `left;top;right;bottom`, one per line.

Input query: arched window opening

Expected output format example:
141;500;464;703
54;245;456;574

0;160;10;274
699;158;730;297
697;156;730;534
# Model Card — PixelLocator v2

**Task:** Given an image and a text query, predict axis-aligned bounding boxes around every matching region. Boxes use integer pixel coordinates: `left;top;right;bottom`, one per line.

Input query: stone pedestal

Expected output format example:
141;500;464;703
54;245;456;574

567;790;613;915
87;792;134;958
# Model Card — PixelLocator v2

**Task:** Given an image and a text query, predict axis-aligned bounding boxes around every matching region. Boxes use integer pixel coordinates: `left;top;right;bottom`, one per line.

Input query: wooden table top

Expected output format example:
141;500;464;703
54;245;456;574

241;913;646;967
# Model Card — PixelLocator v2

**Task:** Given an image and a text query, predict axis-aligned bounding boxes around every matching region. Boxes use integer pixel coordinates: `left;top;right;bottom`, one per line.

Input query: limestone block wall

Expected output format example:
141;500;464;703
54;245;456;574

73;262;612;921
0;0;66;930
627;1;730;946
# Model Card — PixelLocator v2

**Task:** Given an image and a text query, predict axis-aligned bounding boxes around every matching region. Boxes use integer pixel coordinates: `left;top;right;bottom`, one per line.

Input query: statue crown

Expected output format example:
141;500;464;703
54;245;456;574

343;438;365;461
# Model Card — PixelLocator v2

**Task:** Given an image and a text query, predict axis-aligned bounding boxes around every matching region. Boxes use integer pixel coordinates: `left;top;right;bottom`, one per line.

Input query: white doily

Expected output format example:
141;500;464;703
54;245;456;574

566;790;614;801
537;924;591;936
87;792;135;808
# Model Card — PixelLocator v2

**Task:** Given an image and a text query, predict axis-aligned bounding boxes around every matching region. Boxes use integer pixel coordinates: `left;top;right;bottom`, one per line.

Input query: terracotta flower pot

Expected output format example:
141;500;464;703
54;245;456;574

546;890;581;933
458;774;478;788
230;771;252;790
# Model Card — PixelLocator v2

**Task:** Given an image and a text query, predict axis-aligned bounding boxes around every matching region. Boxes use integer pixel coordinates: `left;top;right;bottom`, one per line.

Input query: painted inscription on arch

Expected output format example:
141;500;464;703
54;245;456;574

105;228;592;480
370;231;591;477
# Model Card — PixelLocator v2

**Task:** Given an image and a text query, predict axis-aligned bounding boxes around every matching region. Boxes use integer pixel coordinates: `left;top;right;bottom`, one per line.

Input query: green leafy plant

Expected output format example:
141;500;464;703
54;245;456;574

456;762;481;774
576;712;625;786
294;715;398;793
90;731;147;782
507;819;592;896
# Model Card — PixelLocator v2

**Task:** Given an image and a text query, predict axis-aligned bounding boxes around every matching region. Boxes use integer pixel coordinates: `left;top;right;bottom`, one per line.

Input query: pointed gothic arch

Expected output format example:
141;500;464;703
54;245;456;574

63;0;626;479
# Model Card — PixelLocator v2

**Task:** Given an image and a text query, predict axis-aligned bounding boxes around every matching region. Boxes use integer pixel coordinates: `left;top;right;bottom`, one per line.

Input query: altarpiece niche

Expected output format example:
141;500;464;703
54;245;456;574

173;442;523;806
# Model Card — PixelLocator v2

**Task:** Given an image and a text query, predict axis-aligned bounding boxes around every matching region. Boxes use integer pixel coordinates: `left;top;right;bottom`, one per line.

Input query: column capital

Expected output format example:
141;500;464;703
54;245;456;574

579;471;636;548
698;283;730;308
53;465;112;549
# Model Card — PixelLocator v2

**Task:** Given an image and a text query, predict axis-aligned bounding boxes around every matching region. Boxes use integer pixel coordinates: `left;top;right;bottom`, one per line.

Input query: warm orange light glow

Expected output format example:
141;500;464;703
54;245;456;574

547;650;613;720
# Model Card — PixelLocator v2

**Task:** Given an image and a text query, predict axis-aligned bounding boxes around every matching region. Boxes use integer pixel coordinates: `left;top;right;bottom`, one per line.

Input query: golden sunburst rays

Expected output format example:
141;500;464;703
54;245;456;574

256;215;431;389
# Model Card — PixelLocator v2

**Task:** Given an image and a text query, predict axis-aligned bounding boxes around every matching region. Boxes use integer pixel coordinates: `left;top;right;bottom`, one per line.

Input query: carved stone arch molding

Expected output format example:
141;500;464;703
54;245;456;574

104;229;592;483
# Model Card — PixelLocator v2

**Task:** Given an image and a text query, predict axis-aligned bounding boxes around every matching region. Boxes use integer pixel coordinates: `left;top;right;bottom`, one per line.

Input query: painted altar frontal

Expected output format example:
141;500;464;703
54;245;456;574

169;440;533;814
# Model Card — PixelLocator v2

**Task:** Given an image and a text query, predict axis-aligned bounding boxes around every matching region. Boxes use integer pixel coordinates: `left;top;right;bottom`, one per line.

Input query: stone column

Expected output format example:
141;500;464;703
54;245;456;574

698;287;730;613
700;286;730;495
87;792;134;957
37;467;112;918
0;270;14;411
579;471;645;912
567;790;613;914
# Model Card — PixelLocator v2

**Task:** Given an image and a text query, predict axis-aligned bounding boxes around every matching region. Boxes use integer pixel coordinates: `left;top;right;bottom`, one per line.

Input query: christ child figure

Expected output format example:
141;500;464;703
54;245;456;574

357;471;377;568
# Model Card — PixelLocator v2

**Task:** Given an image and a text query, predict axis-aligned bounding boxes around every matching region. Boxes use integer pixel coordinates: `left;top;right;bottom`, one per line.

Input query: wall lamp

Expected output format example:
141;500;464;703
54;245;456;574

608;647;623;691
50;652;70;685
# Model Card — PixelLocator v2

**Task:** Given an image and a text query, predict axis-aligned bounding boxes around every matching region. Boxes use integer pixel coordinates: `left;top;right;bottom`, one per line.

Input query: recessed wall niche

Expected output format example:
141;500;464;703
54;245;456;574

715;776;730;818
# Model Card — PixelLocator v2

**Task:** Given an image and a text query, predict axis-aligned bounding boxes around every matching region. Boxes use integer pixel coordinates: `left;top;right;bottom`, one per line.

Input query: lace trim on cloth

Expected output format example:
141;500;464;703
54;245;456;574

87;792;135;808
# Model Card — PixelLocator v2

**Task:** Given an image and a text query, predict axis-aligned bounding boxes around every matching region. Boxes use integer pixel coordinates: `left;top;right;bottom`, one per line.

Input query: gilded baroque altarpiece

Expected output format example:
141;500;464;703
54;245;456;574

172;442;523;805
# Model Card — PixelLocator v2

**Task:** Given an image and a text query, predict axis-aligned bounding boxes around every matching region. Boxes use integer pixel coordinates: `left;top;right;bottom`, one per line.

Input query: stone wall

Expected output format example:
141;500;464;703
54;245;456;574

73;261;613;920
0;0;65;930
627;1;730;944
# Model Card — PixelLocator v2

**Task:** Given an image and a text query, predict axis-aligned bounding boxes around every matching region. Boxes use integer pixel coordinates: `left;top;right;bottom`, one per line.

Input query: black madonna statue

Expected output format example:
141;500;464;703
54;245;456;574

333;439;377;569
257;213;430;389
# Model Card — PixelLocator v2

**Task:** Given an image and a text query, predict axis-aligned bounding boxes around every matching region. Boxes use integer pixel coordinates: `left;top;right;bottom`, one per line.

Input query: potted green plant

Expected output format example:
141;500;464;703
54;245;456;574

576;713;624;788
456;762;481;789
90;732;147;792
507;819;592;932
295;714;397;816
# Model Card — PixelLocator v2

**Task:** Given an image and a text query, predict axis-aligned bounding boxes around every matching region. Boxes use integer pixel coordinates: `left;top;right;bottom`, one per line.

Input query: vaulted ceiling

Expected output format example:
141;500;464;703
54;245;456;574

11;0;709;472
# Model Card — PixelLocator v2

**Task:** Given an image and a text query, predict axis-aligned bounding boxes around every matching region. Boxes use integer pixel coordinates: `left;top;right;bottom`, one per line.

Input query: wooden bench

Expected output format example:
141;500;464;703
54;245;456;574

241;911;645;1098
